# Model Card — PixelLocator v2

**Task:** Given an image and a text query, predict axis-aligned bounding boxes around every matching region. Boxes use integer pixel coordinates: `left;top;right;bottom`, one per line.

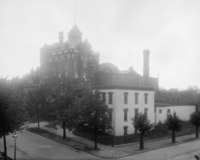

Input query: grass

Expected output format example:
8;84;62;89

27;127;69;140
44;122;58;129
73;121;196;145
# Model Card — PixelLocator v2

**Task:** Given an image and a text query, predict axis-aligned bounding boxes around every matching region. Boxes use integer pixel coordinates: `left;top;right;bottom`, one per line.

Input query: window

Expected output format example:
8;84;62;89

108;92;113;104
144;108;148;119
144;93;148;104
135;108;139;119
124;108;128;122
124;92;128;104
123;126;128;136
135;92;139;104
108;108;113;122
159;109;162;113
102;92;106;102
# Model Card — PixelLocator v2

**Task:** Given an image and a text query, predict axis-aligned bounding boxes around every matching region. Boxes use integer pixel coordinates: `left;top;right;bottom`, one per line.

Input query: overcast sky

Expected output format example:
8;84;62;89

0;0;200;89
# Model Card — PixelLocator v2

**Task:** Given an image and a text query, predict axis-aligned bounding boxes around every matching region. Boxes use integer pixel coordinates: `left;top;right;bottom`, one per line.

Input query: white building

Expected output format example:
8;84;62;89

155;104;196;124
94;50;158;136
99;89;155;136
94;50;197;137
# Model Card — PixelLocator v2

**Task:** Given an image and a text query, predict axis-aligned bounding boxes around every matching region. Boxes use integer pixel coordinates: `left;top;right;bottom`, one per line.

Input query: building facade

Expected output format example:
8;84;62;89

155;104;196;124
94;50;158;136
40;25;99;83
99;88;155;136
40;25;200;137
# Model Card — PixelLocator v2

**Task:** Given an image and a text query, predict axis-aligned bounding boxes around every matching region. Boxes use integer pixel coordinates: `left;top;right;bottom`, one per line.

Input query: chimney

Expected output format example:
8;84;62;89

143;49;150;77
59;31;64;44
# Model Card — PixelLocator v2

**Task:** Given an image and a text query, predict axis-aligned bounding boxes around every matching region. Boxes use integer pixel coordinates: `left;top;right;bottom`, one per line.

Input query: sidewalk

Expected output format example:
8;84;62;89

28;122;200;159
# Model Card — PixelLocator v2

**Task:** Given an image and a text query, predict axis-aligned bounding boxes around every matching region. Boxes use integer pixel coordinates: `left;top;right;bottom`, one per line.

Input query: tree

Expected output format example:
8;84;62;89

79;90;111;150
165;112;182;143
46;76;87;139
25;84;49;128
0;79;25;160
190;111;200;138
132;112;152;150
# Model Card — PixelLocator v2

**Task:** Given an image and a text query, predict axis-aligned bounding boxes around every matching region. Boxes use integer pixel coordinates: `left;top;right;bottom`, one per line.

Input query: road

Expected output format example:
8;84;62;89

0;130;100;160
120;139;200;160
1;129;200;160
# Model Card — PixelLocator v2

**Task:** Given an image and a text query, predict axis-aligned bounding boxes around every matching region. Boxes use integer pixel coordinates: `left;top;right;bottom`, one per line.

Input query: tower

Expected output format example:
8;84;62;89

68;25;82;48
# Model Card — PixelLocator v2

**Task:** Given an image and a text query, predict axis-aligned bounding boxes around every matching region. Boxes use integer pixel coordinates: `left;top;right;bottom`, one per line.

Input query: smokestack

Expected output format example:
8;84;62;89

143;49;150;77
59;31;64;44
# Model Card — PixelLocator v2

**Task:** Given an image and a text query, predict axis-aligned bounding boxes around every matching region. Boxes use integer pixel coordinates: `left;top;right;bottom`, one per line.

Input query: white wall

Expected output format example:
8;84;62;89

100;89;155;136
156;105;196;124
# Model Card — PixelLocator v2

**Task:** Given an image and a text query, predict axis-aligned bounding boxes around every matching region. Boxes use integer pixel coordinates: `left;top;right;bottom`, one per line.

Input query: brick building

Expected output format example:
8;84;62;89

40;25;99;83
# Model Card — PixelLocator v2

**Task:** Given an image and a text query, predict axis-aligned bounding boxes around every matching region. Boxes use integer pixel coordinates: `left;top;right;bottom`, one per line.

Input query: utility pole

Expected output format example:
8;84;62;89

13;132;18;160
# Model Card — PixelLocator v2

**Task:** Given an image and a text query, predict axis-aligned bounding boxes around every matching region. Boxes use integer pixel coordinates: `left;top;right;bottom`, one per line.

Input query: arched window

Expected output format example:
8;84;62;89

135;92;139;104
135;108;139;119
123;108;128;122
144;93;148;104
123;126;128;136
124;92;128;104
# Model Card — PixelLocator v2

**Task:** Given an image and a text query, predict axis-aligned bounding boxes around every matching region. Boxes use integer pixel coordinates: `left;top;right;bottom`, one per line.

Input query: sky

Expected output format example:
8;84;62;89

0;0;200;89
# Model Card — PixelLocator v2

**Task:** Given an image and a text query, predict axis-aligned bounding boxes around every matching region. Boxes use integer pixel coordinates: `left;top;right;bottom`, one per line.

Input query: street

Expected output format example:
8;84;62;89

1;129;200;160
0;130;100;160
120;139;200;160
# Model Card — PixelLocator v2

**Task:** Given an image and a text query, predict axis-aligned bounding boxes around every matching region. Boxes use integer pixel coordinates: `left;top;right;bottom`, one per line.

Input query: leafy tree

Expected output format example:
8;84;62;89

0;79;25;160
25;84;49;128
46;76;87;139
132;112;152;150
165;112;182;143
190;111;200;138
79;90;111;150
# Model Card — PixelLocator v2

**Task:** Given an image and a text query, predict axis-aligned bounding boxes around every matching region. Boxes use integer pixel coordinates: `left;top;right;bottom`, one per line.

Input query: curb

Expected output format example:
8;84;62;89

26;128;113;159
26;127;200;159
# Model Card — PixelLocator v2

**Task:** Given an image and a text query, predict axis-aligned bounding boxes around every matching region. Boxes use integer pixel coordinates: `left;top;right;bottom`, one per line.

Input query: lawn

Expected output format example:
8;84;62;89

73;121;196;145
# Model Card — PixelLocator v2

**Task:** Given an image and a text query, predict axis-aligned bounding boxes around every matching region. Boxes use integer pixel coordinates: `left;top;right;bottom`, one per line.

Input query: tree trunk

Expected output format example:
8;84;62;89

3;135;7;160
94;127;98;150
172;130;176;143
62;120;66;139
196;126;199;138
37;115;40;129
139;132;144;150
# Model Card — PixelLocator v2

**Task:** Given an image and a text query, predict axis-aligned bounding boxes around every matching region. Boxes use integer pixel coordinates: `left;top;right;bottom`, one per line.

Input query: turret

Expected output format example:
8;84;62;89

68;25;82;48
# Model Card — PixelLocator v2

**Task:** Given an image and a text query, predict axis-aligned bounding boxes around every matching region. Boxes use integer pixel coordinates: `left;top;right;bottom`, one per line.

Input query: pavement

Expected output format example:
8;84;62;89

0;128;100;160
29;122;200;159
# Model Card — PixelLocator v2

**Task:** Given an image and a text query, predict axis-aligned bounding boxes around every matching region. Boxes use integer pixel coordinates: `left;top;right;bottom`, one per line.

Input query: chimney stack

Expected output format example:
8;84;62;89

143;49;150;77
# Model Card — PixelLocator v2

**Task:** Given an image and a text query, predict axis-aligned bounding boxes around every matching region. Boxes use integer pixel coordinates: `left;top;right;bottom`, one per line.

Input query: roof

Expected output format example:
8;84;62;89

155;102;195;107
94;71;158;90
